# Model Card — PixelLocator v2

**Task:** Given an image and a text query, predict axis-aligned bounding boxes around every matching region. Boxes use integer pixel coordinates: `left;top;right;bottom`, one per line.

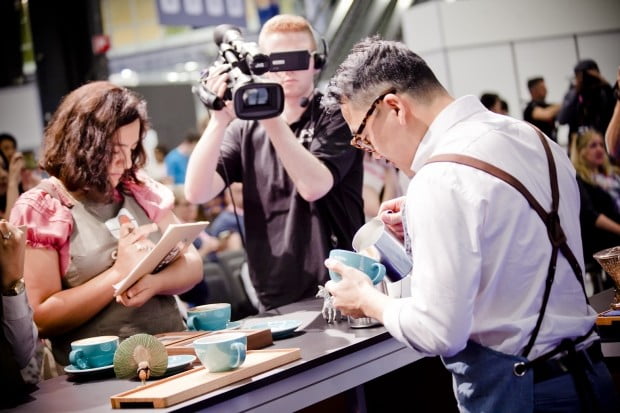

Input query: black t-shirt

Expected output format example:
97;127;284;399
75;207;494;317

216;93;364;309
577;176;620;263
523;100;557;141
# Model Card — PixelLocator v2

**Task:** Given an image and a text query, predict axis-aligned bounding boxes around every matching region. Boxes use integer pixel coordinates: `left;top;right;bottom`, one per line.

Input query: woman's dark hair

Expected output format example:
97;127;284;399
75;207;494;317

41;81;148;201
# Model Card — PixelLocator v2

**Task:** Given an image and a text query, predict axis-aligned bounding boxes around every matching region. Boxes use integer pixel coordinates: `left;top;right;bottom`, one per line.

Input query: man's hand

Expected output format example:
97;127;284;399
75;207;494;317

378;196;406;241
324;258;376;319
0;220;25;289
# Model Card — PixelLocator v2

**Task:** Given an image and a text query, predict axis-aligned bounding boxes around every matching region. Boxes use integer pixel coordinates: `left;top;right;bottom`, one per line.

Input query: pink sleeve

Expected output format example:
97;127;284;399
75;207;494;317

9;188;73;276
125;171;174;223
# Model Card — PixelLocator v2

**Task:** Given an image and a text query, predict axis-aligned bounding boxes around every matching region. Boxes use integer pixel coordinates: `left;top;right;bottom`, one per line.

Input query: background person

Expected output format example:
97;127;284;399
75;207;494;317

185;15;364;310
523;76;561;141
323;37;617;412
10;81;202;365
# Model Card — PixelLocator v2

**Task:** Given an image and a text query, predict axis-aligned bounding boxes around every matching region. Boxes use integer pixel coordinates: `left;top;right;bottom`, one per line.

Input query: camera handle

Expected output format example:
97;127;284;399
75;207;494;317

192;83;225;111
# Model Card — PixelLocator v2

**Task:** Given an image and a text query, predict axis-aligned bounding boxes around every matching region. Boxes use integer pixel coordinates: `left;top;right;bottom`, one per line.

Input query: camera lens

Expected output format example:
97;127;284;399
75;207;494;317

241;87;269;106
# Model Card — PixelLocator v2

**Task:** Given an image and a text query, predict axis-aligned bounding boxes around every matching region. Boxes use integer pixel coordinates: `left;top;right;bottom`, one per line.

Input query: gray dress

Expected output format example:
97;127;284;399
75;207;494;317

41;179;185;365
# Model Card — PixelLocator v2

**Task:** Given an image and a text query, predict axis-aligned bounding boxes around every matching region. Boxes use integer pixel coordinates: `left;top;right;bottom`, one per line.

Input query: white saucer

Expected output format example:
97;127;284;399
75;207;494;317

225;320;242;330
245;320;302;339
188;320;242;332
64;363;114;375
164;355;196;376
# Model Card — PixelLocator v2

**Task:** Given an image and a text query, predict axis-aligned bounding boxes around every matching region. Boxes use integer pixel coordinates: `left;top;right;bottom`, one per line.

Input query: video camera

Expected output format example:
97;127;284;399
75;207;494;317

193;24;284;120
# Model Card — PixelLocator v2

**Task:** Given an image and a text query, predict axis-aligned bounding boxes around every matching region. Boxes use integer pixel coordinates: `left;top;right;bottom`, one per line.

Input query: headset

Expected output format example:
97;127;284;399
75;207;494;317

309;23;328;70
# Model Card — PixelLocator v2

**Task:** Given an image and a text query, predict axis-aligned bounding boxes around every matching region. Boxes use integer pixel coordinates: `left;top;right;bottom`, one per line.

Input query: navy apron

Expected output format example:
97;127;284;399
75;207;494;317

425;126;594;412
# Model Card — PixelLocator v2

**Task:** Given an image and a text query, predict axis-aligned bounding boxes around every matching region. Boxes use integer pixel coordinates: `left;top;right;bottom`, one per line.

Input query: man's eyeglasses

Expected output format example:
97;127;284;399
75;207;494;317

350;89;397;153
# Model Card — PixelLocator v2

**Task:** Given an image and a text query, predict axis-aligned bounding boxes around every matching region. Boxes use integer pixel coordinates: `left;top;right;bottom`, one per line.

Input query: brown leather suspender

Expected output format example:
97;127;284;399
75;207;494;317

424;126;589;358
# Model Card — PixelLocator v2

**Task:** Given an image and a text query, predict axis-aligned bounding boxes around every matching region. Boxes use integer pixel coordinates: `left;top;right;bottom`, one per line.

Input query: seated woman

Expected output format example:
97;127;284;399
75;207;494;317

571;128;620;264
9;81;203;366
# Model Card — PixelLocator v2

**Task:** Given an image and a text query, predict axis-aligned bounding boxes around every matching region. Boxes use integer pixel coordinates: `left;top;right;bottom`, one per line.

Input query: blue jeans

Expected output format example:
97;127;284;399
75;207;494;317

534;360;618;413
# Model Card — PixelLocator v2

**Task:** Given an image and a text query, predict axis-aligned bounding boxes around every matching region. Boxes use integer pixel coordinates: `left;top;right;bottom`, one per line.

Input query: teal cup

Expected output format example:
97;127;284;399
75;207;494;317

328;249;386;285
68;335;119;370
193;332;247;372
187;303;231;331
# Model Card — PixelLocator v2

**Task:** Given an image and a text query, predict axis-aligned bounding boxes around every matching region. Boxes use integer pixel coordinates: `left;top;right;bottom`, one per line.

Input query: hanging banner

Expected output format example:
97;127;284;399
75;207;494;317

157;0;246;28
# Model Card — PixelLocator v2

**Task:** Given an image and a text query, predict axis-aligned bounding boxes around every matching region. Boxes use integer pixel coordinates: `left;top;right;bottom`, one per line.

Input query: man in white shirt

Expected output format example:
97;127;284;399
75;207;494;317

323;37;617;412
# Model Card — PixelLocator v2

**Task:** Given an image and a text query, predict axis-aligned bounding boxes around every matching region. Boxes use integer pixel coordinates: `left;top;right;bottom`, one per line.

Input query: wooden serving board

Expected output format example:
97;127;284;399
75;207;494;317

596;309;620;326
159;329;273;355
110;348;301;409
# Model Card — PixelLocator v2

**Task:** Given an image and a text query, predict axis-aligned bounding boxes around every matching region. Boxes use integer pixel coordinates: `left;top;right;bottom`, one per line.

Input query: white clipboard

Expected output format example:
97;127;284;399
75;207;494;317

113;221;209;296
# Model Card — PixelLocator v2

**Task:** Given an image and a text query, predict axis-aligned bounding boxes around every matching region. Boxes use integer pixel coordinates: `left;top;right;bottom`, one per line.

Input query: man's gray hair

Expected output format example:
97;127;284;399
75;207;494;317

323;36;445;112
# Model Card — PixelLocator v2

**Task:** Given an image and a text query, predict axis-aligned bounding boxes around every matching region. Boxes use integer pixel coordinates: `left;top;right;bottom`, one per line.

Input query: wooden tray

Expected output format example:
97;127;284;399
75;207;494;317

596;309;620;326
158;329;273;355
110;348;301;408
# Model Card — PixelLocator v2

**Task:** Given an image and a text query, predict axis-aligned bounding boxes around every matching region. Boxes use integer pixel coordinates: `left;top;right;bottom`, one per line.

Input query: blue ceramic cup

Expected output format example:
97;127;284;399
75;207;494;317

328;249;386;285
193;332;247;372
69;335;119;370
187;303;231;331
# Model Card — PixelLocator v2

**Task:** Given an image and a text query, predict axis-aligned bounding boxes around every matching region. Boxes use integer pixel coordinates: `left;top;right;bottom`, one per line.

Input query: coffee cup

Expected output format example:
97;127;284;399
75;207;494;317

187;303;231;331
352;218;412;282
193;332;247;372
69;335;119;370
328;249;385;285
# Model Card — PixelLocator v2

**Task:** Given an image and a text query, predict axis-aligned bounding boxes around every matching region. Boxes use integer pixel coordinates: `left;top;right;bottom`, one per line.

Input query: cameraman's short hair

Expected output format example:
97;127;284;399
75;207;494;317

324;36;446;111
527;77;544;91
259;14;316;50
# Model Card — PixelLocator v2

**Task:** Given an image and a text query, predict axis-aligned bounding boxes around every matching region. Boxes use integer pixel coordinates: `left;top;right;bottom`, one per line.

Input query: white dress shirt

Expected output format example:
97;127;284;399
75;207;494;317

382;95;597;359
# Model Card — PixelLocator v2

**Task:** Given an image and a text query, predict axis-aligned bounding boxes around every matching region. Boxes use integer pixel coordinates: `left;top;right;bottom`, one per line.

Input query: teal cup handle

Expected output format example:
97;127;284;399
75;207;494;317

187;315;198;331
69;349;89;369
229;342;246;369
370;263;386;285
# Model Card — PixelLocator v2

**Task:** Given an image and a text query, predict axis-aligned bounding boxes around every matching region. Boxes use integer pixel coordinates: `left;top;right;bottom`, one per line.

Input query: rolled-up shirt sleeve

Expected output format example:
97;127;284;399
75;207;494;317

2;293;37;368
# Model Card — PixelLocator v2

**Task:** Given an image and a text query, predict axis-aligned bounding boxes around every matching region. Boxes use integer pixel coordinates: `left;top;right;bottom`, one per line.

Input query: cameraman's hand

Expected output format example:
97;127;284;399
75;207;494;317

204;66;236;125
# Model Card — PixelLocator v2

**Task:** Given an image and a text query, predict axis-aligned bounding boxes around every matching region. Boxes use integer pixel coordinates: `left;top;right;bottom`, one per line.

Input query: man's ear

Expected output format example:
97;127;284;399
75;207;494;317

384;93;408;125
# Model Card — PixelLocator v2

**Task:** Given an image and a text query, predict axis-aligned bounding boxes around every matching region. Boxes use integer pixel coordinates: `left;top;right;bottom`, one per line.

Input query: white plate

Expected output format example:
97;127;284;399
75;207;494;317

64;363;114;375
245;320;302;339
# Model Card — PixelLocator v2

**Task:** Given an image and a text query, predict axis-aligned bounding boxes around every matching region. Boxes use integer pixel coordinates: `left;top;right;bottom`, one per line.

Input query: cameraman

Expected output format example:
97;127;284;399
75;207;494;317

185;15;364;311
558;59;615;153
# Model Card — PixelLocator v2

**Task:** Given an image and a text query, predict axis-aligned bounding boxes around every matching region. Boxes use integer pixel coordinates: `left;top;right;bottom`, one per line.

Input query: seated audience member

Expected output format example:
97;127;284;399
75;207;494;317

523;77;561;142
207;182;245;249
499;99;509;116
0;150;23;219
9;81;202;366
604;66;620;159
571;128;620;263
172;185;221;259
165;130;200;184
362;152;400;220
480;92;503;114
145;144;172;185
1;220;38;408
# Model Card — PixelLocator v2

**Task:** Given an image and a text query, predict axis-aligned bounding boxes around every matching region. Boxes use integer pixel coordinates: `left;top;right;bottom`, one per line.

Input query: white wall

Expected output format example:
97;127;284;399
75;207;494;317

0;82;44;153
402;0;620;135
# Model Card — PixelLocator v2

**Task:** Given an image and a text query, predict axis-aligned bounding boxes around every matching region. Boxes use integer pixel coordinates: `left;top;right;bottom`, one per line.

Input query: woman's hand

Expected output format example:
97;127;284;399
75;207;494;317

378;196;406;241
111;221;157;284
116;272;159;307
